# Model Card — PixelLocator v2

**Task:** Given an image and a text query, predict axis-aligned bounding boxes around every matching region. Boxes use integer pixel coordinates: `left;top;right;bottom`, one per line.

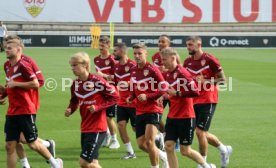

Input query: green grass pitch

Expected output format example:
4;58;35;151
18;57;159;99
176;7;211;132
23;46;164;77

0;47;276;168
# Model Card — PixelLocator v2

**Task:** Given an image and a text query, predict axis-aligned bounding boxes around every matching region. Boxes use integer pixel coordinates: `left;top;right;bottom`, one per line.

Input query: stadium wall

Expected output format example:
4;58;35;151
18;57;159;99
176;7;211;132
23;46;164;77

16;34;276;48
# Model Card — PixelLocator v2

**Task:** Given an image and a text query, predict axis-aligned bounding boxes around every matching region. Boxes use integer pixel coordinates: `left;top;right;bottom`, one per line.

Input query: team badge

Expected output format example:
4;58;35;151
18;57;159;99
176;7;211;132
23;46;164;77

173;72;177;79
143;69;149;76
201;59;206;66
14;66;18;73
105;60;110;66
24;0;46;17
125;66;130;72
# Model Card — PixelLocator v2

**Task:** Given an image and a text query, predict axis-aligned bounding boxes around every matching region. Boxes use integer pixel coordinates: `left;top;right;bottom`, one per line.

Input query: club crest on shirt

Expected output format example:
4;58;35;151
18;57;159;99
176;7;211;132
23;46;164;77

173;72;177;79
125;66;130;72
105;60;110;66
201;59;206;66
14;66;18;73
143;69;149;76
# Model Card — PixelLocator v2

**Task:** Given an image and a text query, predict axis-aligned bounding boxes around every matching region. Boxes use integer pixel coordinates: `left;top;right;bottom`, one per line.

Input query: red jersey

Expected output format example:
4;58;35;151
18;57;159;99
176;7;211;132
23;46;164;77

152;51;167;79
68;74;119;133
94;54;116;76
152;52;163;67
130;62;166;115
4;59;39;116
183;53;222;104
4;55;44;87
114;59;136;108
166;65;199;119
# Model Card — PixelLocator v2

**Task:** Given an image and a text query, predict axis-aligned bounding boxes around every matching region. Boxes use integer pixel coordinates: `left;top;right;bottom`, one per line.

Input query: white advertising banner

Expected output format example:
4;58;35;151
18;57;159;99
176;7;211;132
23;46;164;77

0;0;275;23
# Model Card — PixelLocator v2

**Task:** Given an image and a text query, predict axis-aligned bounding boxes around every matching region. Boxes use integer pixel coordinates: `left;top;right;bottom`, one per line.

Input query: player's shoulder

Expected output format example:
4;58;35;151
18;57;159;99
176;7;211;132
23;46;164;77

184;55;193;62
19;58;33;68
203;52;219;62
146;62;160;73
94;55;101;61
152;51;160;57
127;59;136;67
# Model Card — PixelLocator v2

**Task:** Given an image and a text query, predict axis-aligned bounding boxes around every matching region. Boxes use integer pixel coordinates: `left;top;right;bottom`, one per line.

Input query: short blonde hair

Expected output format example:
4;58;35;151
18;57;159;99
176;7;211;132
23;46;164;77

132;43;147;50
160;47;181;64
6;38;24;49
69;52;91;72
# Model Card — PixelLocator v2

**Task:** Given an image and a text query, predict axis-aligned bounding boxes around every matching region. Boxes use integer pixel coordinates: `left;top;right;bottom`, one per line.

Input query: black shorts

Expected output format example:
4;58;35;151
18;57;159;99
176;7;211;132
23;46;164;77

116;106;136;127
165;118;195;145
106;104;117;118
5;115;38;143
80;132;106;162
135;113;162;138
194;103;217;131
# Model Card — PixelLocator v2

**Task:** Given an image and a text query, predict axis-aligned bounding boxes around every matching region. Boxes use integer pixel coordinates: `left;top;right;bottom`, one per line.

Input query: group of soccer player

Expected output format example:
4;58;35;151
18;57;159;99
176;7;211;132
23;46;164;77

0;34;232;168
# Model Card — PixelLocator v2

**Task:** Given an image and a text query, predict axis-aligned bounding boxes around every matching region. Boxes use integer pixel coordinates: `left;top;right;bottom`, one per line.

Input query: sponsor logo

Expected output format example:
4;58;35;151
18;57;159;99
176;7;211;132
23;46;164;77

263;39;269;45
131;38;182;45
21;38;32;45
24;0;46;17
41;38;47;44
210;37;249;47
210;37;219;47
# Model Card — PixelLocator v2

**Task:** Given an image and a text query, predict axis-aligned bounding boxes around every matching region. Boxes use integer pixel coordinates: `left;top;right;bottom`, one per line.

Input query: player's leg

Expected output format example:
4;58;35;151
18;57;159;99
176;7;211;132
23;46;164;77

179;118;216;168
6;141;17;168
194;104;213;160
144;123;159;166
20;115;62;168
204;104;232;167
117;106;136;159
164;118;178;168
79;132;105;168
145;113;168;167
37;138;56;158
106;105;120;148
165;140;178;168
180;145;216;168
5;115;21;168
16;142;31;168
136;114;148;152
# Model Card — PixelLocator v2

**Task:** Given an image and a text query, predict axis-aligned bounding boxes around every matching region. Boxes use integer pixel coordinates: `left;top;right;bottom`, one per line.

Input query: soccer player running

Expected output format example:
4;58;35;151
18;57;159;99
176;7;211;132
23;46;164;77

2;35;56;168
93;36;120;149
113;43;137;159
160;47;216;168
183;36;232;168
65;52;119;168
1;39;63;168
127;43;169;168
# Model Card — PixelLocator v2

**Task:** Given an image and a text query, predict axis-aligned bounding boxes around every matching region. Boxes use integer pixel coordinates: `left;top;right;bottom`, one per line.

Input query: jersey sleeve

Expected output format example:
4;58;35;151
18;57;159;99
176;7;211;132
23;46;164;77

20;62;37;81
31;61;44;87
146;66;167;100
67;82;79;113
209;56;222;74
93;76;119;112
179;69;199;97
